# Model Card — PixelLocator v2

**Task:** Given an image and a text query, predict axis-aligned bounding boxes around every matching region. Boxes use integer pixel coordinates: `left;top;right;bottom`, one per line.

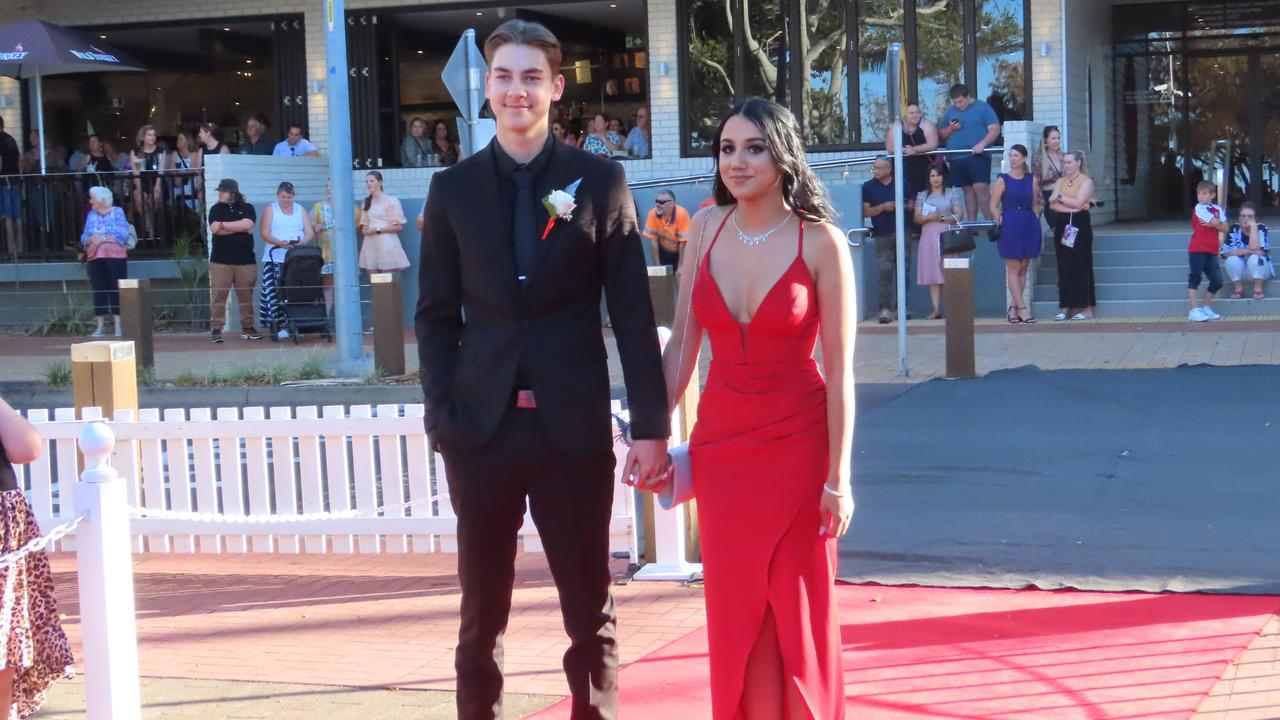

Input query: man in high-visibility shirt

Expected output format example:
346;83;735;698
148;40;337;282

642;189;691;269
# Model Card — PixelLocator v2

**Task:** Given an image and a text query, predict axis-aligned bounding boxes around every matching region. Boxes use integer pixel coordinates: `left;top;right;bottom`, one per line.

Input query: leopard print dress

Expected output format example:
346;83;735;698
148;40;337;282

0;443;74;718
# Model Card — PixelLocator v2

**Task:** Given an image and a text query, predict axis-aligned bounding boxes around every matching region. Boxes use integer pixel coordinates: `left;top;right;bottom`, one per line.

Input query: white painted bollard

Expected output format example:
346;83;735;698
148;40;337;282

75;422;143;720
634;327;702;581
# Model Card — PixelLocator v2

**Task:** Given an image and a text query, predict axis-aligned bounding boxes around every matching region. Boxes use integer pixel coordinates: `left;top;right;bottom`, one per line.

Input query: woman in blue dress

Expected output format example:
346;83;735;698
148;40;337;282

989;143;1042;323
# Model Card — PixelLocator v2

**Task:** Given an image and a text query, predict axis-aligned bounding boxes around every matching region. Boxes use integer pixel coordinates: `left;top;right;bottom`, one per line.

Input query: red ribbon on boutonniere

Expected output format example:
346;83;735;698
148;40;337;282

540;178;583;241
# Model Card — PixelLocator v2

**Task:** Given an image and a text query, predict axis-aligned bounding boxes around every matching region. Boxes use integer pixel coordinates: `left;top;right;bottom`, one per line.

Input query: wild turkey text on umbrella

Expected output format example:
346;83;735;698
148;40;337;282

0;19;144;174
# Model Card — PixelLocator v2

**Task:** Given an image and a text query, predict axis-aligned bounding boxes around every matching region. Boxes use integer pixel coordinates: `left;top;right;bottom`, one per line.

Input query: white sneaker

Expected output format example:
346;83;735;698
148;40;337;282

277;329;290;340
1201;306;1221;320
1188;308;1209;322
89;328;104;338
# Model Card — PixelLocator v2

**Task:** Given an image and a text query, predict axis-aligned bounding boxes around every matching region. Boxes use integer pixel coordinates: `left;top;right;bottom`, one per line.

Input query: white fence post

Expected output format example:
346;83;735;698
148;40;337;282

634;327;701;581
75;422;143;720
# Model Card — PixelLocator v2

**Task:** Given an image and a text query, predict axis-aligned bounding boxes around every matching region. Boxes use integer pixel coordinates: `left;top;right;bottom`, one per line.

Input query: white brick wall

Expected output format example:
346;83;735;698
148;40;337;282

1027;0;1114;224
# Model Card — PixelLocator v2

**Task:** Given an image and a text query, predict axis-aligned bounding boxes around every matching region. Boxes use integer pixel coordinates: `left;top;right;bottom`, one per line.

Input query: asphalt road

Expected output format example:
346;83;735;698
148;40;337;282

838;364;1280;594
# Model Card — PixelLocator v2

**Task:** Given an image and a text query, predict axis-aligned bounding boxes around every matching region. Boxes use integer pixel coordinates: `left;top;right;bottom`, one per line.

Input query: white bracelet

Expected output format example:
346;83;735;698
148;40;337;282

822;484;848;498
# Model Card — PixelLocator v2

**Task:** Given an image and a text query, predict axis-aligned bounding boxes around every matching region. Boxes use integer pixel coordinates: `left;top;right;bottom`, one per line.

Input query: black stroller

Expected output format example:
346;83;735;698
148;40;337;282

270;244;331;343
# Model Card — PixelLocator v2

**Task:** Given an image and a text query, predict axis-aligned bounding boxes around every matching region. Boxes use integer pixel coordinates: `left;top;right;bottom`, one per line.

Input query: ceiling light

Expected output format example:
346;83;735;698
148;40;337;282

223;27;231;32
245;59;253;64
99;34;107;39
610;3;617;6
476;11;483;15
417;50;424;54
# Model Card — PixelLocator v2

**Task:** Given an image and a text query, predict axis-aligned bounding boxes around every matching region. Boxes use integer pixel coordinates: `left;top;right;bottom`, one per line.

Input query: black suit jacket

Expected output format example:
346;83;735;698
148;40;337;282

416;138;670;456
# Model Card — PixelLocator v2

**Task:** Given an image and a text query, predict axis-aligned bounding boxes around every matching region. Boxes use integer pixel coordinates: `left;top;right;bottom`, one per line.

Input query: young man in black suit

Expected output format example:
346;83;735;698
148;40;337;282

415;19;671;720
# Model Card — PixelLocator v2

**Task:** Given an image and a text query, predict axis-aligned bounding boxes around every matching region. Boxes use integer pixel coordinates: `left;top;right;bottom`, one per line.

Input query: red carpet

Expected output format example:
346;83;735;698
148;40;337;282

528;585;1279;719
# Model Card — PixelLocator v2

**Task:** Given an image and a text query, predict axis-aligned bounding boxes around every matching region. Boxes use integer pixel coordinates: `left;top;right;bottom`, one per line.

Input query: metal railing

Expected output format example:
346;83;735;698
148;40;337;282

0;169;204;262
627;147;1005;191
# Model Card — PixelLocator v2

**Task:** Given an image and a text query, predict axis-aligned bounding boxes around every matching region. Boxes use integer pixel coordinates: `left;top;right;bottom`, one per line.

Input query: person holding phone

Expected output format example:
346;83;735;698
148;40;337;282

914;164;964;319
938;84;1001;223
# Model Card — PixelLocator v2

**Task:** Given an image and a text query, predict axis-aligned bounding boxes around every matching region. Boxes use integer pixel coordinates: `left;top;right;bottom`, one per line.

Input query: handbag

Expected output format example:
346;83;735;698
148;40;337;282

1061;212;1079;248
987;222;1002;243
940;225;976;254
654;210;715;510
124;223;139;250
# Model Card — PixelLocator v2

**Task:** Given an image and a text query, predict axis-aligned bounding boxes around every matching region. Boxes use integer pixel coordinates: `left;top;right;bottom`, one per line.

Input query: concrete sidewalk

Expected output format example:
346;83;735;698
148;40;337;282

4;316;1279;387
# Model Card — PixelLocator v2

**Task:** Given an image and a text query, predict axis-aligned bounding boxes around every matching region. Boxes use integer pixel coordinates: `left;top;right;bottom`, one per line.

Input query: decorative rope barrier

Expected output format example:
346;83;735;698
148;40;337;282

0;514;87;573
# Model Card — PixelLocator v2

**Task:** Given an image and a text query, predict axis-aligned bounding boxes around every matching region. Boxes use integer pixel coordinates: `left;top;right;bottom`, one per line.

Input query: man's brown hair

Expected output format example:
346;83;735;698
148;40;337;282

483;19;562;73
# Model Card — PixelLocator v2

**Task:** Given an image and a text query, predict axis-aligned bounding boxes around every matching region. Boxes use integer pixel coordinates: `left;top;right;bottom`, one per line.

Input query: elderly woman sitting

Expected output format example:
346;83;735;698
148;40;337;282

80;186;131;337
1222;202;1274;300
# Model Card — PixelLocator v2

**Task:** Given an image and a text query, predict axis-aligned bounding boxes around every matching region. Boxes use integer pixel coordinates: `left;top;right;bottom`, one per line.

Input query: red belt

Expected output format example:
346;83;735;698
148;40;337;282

515;389;537;409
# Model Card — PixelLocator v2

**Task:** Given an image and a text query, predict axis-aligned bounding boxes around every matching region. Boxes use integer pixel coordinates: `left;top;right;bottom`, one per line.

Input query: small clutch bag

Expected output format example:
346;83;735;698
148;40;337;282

657;442;694;510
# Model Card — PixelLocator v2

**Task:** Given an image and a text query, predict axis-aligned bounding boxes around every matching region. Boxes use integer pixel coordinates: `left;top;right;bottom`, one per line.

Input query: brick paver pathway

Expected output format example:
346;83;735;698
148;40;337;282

39;551;1279;719
48;552;704;699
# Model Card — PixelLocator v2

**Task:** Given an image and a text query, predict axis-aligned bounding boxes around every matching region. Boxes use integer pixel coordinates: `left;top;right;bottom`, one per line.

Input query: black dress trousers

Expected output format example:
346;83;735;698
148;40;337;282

442;407;619;720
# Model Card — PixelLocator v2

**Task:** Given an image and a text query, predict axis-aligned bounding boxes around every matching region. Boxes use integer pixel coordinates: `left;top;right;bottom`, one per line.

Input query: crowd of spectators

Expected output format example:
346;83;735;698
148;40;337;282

866;84;1114;326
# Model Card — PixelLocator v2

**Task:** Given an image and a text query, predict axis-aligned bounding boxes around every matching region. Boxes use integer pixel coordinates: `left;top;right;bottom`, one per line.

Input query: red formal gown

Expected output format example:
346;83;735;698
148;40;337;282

689;211;845;719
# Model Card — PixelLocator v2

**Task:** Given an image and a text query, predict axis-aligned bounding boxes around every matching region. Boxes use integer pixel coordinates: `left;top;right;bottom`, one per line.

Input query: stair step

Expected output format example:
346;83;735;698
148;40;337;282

1030;297;1280;318
1033;280;1280;302
1039;248;1193;268
1037;265;1192;284
1088;233;1195;249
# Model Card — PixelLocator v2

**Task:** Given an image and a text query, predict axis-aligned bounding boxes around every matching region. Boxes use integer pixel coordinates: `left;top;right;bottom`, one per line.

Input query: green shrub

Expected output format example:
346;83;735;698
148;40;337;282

43;362;71;389
39;296;94;336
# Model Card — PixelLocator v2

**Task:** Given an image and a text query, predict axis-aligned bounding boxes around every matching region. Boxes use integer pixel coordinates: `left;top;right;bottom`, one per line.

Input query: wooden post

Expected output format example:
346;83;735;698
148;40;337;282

370;273;405;376
71;341;139;420
117;279;153;370
647;265;676;328
943;257;976;379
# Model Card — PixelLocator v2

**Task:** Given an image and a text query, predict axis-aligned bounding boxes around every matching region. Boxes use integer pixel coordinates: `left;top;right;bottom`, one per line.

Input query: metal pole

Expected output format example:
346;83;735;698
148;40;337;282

892;122;907;378
887;43;908;377
34;69;45;175
463;28;484;156
324;0;369;375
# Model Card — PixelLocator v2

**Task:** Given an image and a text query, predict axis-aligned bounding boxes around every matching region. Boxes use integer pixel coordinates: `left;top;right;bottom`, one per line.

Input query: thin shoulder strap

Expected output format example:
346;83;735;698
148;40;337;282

706;206;734;253
797;219;805;257
674;206;727;403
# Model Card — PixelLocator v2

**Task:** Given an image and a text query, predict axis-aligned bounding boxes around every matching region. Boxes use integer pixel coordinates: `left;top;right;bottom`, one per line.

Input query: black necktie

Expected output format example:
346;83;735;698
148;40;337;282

512;168;537;282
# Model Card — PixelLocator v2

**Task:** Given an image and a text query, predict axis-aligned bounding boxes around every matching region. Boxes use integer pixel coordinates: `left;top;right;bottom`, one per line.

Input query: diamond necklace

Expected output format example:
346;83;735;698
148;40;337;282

734;209;793;247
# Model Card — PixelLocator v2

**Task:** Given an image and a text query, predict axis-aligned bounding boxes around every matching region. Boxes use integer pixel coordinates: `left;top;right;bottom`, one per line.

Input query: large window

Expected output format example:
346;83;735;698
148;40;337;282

857;0;903;145
680;0;1031;154
46;17;303;157
367;1;651;168
977;0;1029;122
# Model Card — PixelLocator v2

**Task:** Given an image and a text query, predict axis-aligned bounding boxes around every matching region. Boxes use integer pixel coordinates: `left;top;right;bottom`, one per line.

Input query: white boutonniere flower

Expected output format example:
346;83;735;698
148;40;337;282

540;178;583;240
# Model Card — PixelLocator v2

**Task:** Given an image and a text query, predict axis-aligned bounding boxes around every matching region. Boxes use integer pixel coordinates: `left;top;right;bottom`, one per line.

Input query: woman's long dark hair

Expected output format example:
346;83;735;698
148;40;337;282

363;170;383;212
710;99;835;222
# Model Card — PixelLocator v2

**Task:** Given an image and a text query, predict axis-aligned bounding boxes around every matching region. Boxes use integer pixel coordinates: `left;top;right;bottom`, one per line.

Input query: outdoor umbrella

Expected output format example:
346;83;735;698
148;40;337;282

0;19;144;174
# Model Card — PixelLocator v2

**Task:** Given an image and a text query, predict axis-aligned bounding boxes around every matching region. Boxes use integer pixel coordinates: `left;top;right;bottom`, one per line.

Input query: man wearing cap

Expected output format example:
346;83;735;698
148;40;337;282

206;179;263;343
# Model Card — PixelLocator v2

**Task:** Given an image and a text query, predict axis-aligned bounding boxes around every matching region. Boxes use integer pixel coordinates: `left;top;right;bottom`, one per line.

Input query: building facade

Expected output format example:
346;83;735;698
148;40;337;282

0;0;1148;221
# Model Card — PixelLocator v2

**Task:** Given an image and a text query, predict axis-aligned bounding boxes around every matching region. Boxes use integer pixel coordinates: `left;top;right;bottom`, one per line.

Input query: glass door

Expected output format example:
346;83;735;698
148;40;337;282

1186;52;1280;212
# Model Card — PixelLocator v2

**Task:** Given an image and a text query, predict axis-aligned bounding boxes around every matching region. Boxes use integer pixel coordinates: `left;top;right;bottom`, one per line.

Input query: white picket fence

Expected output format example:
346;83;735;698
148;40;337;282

22;402;636;559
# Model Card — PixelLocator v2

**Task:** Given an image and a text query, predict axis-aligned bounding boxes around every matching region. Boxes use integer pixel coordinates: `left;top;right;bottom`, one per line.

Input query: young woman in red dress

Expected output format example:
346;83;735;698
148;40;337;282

654;98;856;718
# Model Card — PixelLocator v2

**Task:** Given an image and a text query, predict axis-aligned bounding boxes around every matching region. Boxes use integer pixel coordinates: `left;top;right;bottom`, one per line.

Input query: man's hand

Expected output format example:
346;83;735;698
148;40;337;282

882;201;896;212
624;439;671;492
971;144;985;155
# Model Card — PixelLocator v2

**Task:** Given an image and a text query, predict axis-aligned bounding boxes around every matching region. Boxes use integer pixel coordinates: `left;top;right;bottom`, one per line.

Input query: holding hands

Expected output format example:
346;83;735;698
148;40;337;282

622;439;672;493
